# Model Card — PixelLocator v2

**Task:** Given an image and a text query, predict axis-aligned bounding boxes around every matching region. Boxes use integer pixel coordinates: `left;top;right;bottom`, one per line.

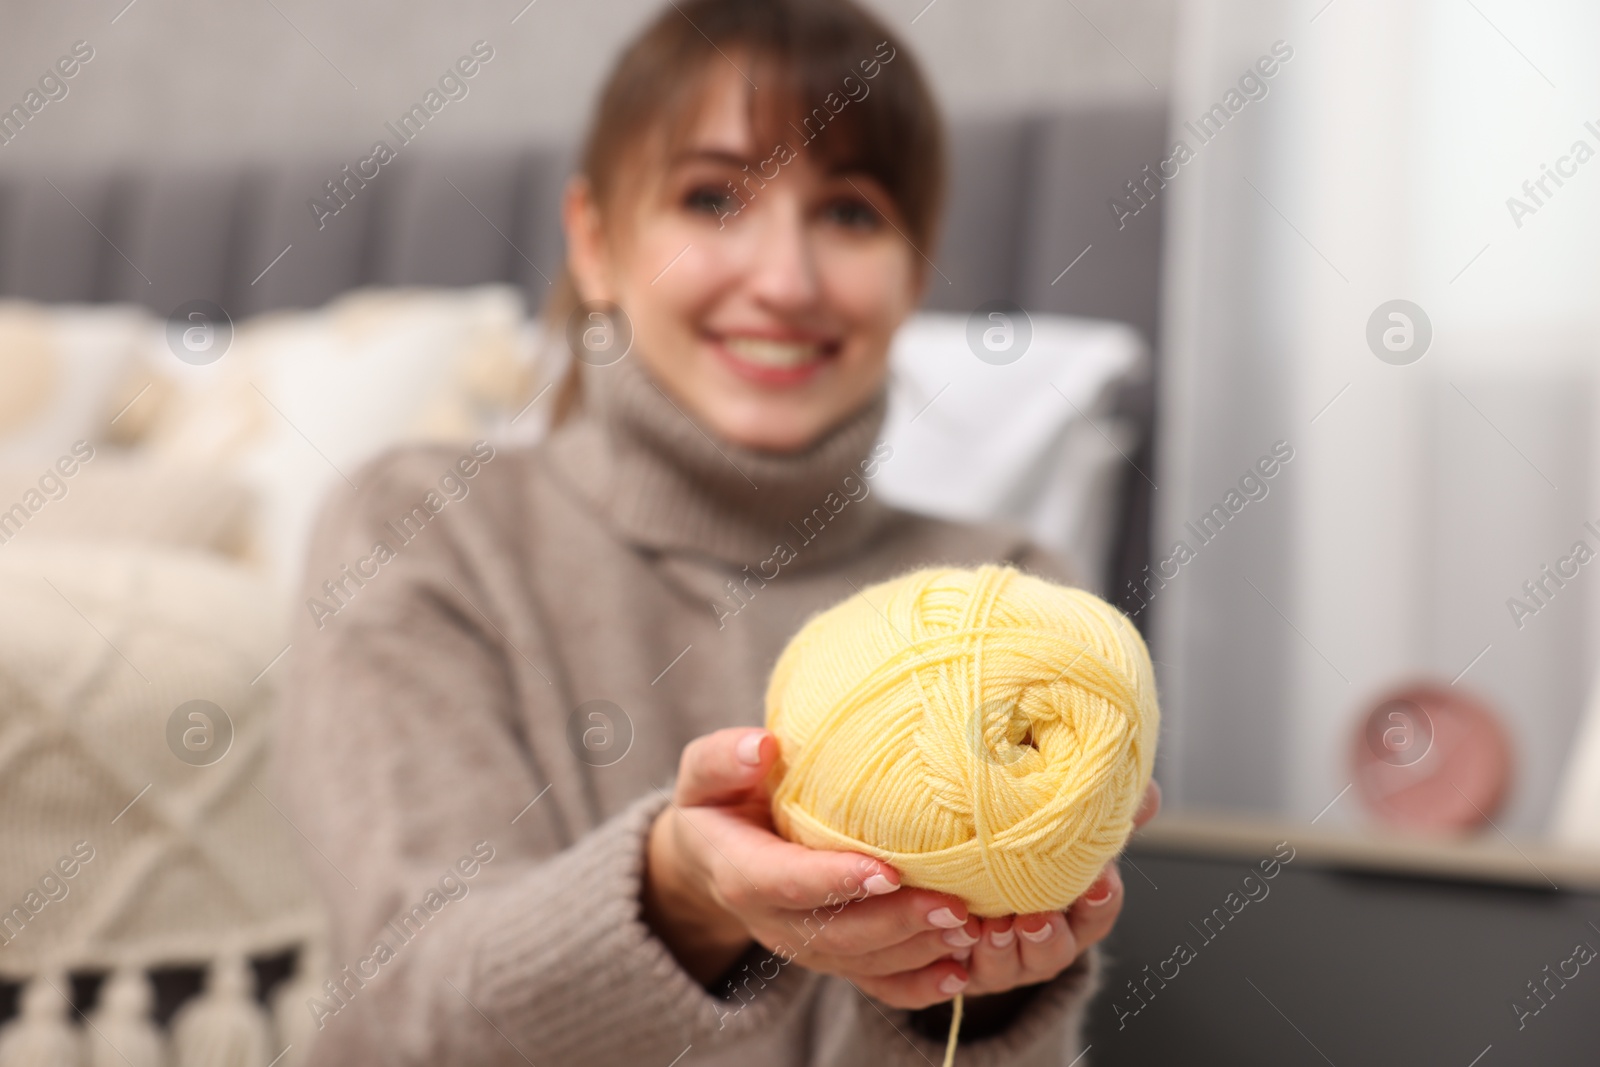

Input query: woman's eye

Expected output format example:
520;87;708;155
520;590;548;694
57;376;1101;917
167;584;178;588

823;197;880;230
684;184;736;217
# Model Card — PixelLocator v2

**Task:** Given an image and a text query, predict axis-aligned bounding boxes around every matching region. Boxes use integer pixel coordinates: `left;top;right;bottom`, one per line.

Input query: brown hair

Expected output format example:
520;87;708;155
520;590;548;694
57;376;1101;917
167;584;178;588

544;0;947;424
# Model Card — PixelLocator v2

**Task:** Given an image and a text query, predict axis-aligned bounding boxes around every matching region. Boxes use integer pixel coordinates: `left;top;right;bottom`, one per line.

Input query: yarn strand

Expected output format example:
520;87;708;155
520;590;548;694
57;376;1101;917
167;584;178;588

941;993;963;1067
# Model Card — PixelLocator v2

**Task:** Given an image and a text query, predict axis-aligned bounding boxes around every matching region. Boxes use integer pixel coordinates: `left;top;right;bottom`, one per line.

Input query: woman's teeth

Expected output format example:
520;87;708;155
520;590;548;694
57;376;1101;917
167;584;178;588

722;336;824;368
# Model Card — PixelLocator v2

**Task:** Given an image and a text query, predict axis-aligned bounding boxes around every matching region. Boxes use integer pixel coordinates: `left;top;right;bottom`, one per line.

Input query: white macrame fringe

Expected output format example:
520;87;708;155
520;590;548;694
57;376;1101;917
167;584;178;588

3;940;322;1067
171;955;270;1067
88;970;165;1067
0;973;84;1067
268;944;325;1067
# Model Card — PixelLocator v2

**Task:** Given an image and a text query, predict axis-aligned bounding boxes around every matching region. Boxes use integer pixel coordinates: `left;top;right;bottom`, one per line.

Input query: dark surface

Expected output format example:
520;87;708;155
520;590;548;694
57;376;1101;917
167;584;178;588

1088;845;1600;1066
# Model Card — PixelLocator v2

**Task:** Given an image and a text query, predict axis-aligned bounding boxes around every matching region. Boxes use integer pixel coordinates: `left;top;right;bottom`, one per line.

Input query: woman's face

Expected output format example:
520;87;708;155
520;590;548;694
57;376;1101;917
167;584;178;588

565;64;925;453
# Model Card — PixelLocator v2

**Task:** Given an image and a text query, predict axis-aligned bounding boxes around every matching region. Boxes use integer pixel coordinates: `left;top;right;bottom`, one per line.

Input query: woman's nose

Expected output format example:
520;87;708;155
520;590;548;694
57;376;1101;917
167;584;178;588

745;197;821;312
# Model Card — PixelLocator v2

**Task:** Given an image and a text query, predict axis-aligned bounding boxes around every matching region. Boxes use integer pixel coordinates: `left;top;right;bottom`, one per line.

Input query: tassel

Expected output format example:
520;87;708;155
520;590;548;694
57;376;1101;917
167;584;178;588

268;943;327;1067
88;970;166;1067
171;955;270;1067
0;972;85;1067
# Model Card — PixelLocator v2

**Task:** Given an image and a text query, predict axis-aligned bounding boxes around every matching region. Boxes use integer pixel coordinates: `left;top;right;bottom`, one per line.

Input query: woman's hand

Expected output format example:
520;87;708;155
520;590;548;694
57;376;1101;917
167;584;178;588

946;779;1161;1001
642;726;1161;1010
643;726;981;1003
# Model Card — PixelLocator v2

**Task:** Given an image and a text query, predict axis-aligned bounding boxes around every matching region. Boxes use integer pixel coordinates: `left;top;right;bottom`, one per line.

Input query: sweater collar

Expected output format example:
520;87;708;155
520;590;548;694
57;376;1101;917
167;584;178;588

542;353;892;570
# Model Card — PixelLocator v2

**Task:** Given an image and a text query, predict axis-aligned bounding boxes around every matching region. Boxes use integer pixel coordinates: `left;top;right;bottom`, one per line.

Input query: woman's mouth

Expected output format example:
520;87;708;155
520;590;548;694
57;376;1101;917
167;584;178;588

708;332;841;386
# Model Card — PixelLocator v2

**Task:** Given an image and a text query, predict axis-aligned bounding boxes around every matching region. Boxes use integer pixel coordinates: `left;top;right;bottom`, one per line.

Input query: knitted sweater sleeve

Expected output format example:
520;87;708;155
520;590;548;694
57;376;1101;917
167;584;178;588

274;448;819;1067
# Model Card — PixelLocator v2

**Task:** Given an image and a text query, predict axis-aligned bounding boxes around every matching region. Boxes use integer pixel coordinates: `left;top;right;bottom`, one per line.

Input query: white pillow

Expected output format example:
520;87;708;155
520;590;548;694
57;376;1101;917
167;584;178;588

137;285;545;590
0;300;151;465
875;311;1149;593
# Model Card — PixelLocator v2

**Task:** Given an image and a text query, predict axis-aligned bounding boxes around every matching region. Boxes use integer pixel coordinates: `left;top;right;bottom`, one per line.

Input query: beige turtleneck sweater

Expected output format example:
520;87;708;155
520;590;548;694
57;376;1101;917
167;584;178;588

276;352;1102;1066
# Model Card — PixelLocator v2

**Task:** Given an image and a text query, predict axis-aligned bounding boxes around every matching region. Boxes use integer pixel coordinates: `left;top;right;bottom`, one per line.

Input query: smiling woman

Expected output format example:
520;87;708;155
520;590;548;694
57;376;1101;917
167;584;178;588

547;0;943;451
280;2;1146;1065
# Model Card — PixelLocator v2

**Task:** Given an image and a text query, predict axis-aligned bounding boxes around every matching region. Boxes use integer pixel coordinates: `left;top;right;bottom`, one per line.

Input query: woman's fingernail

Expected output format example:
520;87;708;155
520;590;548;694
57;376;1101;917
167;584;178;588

939;974;968;996
1018;919;1054;943
928;907;965;929
989;925;1016;948
1084;868;1119;905
863;874;899;896
736;732;765;766
942;927;979;948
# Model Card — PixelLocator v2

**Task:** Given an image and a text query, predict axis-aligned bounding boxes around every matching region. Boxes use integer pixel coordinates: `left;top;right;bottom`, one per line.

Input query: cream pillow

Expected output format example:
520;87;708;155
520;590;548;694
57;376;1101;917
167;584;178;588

132;285;547;589
0;301;152;465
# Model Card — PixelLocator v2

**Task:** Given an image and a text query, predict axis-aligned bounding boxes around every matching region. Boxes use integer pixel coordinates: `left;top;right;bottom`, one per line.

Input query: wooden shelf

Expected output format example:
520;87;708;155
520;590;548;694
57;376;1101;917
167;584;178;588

1129;810;1600;893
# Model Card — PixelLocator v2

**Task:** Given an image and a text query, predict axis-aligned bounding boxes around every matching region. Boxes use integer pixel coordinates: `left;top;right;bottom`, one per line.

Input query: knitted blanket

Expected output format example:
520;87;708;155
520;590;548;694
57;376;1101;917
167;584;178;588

0;544;324;1067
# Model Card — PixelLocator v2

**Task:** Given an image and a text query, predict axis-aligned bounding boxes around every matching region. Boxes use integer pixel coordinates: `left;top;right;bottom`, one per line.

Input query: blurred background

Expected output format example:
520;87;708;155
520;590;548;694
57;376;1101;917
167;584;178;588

0;0;1597;1064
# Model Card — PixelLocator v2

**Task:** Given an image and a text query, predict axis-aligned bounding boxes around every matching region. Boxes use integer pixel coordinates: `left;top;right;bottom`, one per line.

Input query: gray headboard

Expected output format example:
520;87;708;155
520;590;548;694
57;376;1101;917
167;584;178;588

0;101;1167;595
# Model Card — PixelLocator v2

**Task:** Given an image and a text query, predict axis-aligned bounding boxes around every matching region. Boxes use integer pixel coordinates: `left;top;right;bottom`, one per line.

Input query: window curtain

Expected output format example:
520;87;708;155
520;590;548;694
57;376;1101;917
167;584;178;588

1153;0;1599;836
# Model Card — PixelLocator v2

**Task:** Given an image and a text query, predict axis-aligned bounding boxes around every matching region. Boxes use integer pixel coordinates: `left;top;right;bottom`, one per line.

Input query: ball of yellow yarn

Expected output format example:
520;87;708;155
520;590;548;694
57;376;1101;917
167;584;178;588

765;564;1159;917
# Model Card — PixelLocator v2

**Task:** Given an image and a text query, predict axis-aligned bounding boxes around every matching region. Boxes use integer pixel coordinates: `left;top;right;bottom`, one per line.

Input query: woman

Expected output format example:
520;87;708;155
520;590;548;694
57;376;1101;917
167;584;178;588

279;1;1158;1064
